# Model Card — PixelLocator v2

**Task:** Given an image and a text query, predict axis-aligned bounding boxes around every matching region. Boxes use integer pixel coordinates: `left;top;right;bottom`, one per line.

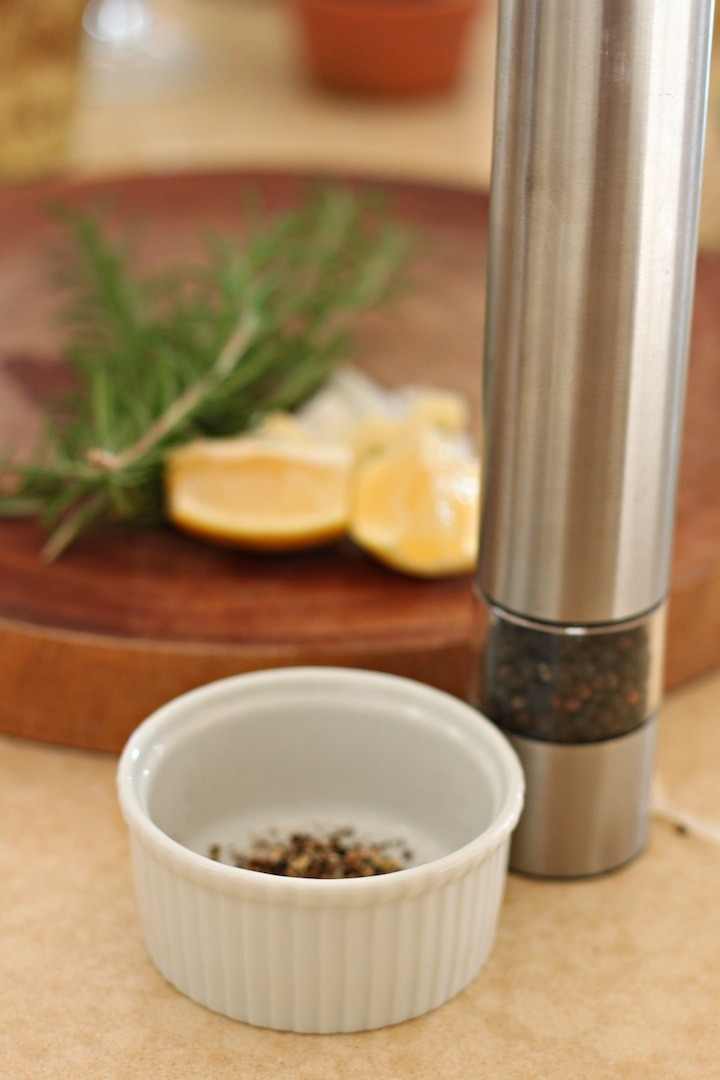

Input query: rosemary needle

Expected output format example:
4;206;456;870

0;188;414;559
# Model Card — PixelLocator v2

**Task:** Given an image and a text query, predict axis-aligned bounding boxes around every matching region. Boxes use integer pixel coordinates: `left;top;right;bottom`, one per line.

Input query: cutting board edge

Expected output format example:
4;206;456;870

0;614;477;753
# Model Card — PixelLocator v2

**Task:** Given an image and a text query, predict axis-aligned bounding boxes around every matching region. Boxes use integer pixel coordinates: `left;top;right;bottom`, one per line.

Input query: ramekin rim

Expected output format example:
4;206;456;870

117;667;524;905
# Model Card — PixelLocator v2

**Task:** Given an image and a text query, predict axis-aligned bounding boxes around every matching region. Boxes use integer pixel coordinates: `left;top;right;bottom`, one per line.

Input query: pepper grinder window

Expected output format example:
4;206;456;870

477;0;715;878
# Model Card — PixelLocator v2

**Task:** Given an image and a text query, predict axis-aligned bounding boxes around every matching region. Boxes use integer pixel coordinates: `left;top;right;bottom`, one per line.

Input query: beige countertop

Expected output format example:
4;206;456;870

2;1;720;1074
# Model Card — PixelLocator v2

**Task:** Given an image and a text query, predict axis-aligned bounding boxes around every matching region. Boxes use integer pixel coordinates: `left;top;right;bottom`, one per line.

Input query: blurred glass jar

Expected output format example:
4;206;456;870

0;0;86;182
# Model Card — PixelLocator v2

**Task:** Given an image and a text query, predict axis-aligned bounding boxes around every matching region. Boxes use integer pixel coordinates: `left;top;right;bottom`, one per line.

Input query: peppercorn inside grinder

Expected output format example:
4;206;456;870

475;0;714;878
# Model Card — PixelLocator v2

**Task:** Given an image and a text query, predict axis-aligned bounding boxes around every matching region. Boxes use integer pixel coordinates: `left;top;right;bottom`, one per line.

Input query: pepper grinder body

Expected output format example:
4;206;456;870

478;0;715;877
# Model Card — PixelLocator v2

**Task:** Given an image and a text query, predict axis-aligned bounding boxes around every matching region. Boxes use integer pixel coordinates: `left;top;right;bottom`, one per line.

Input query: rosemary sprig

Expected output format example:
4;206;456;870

0;188;414;559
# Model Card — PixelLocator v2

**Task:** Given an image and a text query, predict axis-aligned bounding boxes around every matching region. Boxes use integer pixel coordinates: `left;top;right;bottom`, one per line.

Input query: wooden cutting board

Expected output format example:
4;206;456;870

1;170;719;753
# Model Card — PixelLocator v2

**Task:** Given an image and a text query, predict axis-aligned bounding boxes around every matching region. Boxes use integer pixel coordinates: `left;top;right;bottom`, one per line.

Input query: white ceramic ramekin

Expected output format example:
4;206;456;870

117;667;524;1033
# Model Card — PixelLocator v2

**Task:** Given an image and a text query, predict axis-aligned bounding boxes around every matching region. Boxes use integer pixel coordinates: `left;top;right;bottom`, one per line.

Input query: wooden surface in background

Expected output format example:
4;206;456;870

0;170;719;752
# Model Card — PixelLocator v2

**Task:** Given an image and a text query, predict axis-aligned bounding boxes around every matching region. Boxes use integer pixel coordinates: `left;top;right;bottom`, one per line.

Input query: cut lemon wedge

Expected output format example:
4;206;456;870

166;436;353;551
350;389;469;459
349;430;480;578
296;368;469;454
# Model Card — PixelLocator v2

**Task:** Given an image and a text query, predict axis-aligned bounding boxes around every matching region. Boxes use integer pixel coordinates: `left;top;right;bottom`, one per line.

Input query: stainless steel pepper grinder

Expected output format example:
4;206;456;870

476;0;715;877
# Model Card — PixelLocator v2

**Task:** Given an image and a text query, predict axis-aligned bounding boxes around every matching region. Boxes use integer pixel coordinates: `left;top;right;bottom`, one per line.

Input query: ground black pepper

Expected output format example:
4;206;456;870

480;614;652;743
209;827;412;878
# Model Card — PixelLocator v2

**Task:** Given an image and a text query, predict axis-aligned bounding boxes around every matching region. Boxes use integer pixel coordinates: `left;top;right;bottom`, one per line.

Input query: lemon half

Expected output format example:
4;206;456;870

349;430;480;578
166;436;353;551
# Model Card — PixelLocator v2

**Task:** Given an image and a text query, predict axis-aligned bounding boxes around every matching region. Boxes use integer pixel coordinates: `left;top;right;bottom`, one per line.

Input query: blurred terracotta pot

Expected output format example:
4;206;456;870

288;0;484;97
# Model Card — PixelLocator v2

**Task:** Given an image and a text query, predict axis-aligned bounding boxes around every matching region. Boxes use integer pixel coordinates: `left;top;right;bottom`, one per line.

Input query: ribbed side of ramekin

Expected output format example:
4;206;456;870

129;831;511;1033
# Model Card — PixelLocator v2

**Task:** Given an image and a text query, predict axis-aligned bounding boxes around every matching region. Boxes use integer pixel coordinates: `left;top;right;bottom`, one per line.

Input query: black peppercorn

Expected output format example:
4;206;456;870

480;616;652;743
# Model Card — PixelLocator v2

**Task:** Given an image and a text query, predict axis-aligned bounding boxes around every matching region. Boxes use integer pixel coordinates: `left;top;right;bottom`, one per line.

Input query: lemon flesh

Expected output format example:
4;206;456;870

166;437;353;551
350;430;480;578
